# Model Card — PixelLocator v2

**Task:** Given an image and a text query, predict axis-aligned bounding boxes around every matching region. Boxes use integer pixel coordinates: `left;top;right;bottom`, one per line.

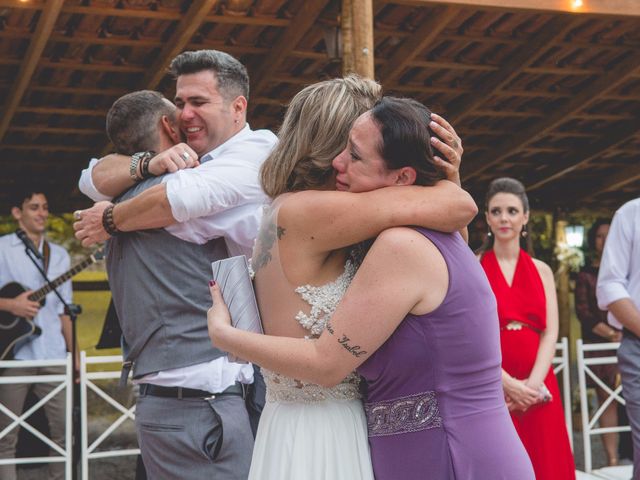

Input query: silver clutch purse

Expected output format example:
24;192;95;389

211;255;263;363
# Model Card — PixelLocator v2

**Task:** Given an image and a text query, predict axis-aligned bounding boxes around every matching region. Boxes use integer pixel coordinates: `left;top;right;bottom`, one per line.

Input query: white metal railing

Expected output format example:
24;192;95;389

554;337;573;450
0;355;73;480
576;339;631;474
80;352;138;480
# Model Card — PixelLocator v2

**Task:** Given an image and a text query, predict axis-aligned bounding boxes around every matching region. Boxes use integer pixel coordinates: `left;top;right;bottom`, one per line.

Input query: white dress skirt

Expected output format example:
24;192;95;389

247;369;375;480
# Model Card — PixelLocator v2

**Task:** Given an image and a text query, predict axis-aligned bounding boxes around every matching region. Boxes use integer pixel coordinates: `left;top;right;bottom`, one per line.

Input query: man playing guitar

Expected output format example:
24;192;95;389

0;187;73;480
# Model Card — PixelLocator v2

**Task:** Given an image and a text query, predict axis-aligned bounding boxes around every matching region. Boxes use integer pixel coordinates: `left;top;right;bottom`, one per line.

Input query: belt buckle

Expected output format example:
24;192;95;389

506;321;524;331
204;394;216;401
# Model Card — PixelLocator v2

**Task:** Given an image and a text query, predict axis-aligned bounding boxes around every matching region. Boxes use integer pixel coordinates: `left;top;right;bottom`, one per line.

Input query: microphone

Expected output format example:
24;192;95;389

16;228;44;261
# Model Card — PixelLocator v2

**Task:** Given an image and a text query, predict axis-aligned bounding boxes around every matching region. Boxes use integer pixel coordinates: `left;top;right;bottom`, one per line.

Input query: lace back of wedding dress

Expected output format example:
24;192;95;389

251;198;361;403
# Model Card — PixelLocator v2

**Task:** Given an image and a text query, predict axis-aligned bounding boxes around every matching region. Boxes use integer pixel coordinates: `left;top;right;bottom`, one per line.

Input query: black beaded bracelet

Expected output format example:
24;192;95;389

141;154;153;179
102;204;121;236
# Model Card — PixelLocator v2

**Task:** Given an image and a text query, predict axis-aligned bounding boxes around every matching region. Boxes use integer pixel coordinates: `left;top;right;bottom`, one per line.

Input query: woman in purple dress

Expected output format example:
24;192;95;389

209;97;534;479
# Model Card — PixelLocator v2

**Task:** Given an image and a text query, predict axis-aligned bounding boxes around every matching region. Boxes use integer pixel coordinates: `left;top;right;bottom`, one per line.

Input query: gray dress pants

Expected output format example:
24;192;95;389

617;332;640;479
136;391;254;480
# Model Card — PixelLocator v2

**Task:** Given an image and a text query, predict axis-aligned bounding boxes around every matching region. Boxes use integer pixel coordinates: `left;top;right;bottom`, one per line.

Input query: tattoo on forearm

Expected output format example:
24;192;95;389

326;321;335;335
337;334;367;358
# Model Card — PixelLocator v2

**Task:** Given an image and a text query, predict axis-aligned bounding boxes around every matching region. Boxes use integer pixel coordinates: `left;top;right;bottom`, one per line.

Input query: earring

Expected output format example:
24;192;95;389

521;224;528;238
487;227;492;238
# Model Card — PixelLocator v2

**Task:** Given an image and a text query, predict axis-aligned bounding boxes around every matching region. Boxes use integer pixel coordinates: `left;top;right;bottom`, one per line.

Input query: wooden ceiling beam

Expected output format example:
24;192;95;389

0;0;65;143
463;51;640;180
142;0;219;89
444;17;576;123
377;5;461;84
380;0;640;16
17;106;107;116
251;1;330;97
526;115;640;191
0;2;289;26
0;144;89;152
589;164;640;198
9;126;104;135
27;85;127;96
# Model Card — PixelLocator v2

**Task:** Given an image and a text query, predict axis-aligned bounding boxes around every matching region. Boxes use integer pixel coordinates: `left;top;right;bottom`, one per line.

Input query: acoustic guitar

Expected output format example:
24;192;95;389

0;249;104;360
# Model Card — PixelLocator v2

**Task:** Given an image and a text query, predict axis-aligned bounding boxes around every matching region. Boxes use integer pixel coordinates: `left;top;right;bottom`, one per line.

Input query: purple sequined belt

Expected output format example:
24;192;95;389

364;390;442;437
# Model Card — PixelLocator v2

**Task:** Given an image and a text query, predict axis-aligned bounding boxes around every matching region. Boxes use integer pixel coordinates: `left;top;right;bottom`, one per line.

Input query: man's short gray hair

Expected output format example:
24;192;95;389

106;90;176;155
169;50;249;101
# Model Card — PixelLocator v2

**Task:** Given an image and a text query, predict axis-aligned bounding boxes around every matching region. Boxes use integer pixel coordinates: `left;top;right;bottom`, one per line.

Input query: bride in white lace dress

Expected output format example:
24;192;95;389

243;77;474;480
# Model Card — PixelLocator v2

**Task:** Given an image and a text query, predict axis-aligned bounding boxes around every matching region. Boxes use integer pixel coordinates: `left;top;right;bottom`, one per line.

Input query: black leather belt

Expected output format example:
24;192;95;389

139;382;245;400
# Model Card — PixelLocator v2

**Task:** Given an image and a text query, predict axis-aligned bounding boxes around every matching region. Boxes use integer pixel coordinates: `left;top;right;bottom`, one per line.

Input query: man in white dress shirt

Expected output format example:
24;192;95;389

0;188;73;480
597;197;640;478
74;51;277;478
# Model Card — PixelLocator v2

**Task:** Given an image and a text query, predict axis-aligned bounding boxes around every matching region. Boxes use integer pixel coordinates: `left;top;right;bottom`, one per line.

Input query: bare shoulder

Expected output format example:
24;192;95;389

532;258;554;283
374;227;428;249
371;227;440;264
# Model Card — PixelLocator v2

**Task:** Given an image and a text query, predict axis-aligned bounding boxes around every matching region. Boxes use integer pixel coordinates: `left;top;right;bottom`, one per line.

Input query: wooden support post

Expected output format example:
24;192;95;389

341;0;374;78
555;219;571;341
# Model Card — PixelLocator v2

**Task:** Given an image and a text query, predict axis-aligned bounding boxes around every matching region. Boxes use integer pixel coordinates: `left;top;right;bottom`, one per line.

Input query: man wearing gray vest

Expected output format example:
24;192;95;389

76;52;277;478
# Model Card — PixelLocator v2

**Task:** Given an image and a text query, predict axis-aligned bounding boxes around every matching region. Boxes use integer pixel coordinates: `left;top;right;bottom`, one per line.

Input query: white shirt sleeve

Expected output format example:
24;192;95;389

597;203;633;311
78;158;114;202
162;128;275;252
164;148;264;222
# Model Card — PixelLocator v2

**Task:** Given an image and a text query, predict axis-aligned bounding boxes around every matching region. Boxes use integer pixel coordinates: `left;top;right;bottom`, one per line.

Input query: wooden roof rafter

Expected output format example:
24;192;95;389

446;17;579;123
0;0;65;143
526;114;640;191
383;0;640;16
377;5;462;84
572;127;640;201
250;0;332;101
142;0;220;89
463;51;640;181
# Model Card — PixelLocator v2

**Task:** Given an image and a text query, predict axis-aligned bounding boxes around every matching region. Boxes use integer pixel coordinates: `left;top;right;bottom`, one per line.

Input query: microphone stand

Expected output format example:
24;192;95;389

23;246;81;480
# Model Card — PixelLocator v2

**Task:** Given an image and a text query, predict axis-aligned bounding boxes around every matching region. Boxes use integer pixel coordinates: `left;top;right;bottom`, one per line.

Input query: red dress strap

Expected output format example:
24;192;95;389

480;249;546;331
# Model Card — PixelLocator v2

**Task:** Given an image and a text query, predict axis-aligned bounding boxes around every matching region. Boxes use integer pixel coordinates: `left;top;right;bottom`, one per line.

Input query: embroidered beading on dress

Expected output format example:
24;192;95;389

263;369;361;403
364;391;442;437
294;260;356;336
264;258;360;403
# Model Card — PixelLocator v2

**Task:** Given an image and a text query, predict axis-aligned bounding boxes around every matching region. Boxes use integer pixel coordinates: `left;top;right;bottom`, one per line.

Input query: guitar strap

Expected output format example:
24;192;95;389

42;240;51;275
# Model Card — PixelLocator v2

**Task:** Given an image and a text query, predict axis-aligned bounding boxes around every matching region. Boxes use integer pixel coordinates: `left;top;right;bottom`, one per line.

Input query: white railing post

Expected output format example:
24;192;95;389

81;354;139;479
576;339;631;475
65;352;73;480
80;350;89;480
553;337;572;450
0;357;71;474
577;339;593;473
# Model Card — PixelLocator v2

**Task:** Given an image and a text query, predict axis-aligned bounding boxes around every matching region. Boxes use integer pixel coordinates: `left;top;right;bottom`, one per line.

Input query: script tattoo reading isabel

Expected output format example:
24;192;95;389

338;334;367;358
252;207;286;273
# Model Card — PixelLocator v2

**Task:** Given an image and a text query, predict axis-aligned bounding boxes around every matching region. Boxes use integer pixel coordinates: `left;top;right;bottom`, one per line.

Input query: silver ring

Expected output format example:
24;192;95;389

181;152;190;161
73;210;82;220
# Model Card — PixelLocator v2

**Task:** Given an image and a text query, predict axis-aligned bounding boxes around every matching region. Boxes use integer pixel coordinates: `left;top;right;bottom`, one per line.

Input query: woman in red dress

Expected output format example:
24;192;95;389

479;177;575;479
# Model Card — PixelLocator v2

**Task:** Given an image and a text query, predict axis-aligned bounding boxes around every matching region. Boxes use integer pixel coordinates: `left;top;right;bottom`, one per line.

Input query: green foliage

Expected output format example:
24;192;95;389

0;213;84;256
530;213;555;267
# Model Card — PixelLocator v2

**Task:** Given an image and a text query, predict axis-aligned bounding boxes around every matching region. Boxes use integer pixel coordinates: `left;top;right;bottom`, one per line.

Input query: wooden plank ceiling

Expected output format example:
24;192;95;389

0;0;638;213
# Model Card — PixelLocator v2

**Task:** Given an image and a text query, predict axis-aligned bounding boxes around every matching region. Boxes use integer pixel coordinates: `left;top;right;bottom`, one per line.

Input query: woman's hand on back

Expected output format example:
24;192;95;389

429;113;463;186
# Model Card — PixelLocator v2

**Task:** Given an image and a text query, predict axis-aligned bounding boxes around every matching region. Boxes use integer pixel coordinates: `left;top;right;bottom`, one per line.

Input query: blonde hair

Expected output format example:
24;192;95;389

260;75;382;198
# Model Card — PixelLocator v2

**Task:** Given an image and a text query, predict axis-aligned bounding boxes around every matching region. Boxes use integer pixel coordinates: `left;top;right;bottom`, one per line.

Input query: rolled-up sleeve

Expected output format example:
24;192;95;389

597;206;633;310
78;158;114;202
163;147;265;223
